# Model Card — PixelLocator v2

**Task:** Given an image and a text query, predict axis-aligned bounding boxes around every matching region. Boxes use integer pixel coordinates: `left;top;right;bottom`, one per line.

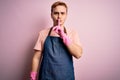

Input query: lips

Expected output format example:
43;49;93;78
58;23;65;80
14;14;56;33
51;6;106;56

57;19;62;23
56;19;62;25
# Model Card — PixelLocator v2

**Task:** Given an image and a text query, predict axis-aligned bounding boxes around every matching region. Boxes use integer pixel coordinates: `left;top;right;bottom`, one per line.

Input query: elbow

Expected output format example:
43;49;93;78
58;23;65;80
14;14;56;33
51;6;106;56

75;51;82;59
75;54;82;59
75;48;83;59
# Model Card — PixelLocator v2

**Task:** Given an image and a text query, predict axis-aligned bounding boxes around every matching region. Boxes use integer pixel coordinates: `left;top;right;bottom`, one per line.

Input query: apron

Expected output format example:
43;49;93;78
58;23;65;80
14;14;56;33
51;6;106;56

38;27;75;80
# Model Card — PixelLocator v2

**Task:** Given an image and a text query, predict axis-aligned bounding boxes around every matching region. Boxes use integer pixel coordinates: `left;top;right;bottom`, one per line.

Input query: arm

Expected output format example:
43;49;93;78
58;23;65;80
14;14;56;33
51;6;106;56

31;50;42;72
63;30;83;59
53;19;83;59
65;41;82;59
53;27;83;59
30;50;42;80
59;31;82;59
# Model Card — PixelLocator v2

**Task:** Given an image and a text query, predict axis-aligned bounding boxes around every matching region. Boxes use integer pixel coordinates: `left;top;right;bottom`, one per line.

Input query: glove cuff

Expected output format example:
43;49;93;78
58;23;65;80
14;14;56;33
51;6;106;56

62;35;71;46
30;72;37;80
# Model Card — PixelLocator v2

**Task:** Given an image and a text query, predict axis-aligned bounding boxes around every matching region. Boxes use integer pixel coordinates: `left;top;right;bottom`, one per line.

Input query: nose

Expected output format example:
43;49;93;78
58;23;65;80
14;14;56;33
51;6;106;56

58;13;62;19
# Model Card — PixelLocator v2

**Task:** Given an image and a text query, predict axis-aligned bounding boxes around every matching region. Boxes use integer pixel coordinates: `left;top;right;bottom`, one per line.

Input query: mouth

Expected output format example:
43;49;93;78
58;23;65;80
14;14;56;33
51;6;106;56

56;19;61;24
57;19;62;23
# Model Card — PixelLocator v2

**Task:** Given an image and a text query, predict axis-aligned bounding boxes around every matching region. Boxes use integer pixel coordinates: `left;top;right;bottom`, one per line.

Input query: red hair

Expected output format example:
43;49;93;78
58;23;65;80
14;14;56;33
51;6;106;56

51;1;68;13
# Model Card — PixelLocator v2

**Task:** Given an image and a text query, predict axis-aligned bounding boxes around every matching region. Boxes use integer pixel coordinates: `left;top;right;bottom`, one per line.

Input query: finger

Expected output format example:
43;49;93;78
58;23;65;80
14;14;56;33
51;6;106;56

53;26;58;31
52;26;56;31
53;26;59;33
58;19;60;26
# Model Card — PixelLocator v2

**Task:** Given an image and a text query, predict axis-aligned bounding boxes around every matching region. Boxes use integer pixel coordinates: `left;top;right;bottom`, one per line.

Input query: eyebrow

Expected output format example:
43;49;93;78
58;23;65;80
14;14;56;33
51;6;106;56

53;11;65;14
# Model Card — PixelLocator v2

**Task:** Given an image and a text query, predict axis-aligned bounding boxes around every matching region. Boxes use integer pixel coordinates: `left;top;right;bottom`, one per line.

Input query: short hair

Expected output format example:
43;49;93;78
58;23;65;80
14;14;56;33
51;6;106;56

51;1;68;13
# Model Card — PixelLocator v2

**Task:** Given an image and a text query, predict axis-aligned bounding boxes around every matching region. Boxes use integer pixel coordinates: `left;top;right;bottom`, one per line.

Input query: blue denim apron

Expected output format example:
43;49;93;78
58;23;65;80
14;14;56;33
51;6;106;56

38;27;75;80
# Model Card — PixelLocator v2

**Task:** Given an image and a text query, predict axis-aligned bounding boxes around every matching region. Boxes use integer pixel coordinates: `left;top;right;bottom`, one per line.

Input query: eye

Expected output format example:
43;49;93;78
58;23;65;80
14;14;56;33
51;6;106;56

61;12;65;15
53;12;59;15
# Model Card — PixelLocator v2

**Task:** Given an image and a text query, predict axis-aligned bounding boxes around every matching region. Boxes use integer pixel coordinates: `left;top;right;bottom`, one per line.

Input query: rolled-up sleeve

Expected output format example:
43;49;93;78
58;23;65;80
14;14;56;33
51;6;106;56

33;32;42;51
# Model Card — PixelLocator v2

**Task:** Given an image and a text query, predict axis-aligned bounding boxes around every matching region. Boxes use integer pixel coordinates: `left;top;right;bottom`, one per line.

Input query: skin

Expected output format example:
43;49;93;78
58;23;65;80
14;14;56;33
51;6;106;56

51;5;67;28
31;5;82;72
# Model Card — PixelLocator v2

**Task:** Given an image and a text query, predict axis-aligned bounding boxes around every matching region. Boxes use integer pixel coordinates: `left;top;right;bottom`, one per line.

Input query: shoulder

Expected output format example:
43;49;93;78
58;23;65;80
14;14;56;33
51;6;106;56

37;27;51;42
38;27;51;38
39;27;51;35
66;27;78;36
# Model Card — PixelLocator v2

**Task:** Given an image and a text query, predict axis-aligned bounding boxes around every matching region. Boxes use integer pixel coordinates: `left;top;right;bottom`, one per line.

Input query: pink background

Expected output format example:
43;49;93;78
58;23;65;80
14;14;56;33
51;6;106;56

0;0;120;80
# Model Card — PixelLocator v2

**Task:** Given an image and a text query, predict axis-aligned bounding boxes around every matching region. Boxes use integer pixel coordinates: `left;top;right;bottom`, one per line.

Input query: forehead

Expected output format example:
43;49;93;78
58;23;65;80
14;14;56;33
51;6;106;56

52;5;67;12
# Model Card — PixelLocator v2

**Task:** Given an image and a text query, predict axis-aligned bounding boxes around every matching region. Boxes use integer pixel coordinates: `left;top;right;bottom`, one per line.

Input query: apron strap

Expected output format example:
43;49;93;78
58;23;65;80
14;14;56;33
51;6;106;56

48;27;53;36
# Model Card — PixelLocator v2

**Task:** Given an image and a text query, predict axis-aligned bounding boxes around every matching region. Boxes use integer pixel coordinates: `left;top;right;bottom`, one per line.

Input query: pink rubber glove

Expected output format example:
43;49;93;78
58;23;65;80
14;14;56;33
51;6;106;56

53;19;71;46
30;72;37;80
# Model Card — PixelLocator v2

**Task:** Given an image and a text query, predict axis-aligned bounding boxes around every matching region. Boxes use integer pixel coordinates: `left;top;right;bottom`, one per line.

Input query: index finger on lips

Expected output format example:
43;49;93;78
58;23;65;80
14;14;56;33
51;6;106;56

58;19;60;26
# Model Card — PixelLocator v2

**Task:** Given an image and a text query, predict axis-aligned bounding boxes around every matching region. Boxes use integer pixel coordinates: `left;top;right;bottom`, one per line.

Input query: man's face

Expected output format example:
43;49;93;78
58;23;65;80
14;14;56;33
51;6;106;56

51;5;67;26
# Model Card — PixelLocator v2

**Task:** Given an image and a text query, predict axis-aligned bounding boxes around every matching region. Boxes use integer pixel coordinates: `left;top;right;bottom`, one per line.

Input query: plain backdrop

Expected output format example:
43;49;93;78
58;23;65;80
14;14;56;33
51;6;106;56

0;0;120;80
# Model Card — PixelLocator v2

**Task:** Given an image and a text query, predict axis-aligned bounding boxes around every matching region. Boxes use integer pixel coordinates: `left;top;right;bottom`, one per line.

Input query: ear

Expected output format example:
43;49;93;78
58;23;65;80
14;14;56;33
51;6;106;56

51;13;53;19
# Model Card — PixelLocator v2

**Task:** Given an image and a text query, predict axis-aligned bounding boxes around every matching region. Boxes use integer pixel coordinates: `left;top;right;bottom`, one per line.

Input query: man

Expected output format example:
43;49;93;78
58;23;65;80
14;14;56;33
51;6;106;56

30;1;82;80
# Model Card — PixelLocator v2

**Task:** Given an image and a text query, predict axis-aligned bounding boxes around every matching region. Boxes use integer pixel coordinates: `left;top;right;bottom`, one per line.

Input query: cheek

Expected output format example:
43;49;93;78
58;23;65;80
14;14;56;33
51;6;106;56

52;15;57;20
63;16;67;20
